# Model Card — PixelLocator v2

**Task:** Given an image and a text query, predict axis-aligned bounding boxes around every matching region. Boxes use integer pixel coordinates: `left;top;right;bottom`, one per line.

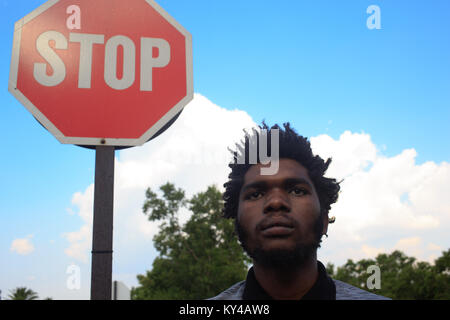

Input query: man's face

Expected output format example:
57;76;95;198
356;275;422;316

236;158;328;268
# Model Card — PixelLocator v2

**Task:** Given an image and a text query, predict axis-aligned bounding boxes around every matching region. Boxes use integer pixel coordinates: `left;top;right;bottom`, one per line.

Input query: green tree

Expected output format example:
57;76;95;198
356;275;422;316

429;248;450;300
131;183;250;300
434;249;450;274
329;249;450;299
8;287;39;300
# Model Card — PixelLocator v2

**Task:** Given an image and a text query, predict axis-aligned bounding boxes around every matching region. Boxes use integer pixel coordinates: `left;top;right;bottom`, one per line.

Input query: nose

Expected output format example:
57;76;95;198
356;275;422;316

263;188;291;214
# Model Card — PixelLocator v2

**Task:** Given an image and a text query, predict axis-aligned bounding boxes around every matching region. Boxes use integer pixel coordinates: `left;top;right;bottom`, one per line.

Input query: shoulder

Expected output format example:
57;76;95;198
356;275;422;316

333;279;391;300
207;281;246;300
208;279;391;300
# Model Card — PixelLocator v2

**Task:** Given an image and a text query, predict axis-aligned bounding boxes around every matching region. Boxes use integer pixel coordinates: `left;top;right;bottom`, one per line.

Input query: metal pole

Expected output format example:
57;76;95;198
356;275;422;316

90;145;115;300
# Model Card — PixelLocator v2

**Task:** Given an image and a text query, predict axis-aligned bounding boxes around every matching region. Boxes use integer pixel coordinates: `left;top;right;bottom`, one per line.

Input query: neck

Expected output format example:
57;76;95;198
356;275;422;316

253;254;318;300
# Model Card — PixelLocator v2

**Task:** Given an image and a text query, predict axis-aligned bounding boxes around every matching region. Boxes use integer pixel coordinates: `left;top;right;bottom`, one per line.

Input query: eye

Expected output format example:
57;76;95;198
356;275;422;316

289;187;308;196
246;191;264;200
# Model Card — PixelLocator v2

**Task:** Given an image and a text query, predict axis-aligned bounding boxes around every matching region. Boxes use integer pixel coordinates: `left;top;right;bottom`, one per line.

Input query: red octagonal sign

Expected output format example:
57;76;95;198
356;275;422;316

9;0;193;146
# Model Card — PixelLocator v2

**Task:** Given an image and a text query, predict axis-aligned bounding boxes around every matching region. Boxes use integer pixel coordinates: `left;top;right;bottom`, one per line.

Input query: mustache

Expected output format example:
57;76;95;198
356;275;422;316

256;214;299;231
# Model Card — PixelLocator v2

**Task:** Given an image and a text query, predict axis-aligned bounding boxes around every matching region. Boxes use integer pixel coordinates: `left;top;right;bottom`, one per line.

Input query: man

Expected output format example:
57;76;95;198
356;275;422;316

210;123;389;300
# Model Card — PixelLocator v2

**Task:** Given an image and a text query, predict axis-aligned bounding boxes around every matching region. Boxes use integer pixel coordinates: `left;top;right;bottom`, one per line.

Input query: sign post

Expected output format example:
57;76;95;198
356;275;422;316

9;0;193;300
91;146;115;300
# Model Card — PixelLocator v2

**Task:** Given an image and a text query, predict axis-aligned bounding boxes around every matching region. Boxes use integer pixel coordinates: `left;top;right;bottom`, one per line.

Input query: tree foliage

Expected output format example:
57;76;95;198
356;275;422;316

131;183;250;300
8;287;39;300
327;249;450;299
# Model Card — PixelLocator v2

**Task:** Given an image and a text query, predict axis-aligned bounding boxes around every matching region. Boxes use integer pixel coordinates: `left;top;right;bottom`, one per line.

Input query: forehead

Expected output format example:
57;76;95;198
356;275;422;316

242;158;312;186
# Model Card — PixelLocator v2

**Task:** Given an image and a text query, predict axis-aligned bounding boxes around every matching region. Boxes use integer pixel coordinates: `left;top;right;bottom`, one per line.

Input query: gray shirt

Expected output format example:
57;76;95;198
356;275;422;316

209;279;391;300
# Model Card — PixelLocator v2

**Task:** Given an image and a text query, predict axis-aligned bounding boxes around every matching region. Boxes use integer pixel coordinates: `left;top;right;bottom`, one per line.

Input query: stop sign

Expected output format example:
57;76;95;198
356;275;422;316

9;0;193;146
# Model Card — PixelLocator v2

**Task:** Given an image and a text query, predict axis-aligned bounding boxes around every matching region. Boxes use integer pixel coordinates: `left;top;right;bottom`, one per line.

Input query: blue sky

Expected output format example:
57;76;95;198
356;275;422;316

1;0;449;299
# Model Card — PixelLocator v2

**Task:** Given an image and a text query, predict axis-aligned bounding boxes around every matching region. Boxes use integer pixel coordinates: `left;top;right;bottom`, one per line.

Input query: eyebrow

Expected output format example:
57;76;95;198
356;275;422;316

241;177;314;194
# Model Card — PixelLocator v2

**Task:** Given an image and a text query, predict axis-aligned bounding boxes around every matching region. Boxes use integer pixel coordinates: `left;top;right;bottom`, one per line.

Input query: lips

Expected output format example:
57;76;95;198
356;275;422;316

259;218;295;237
260;218;294;231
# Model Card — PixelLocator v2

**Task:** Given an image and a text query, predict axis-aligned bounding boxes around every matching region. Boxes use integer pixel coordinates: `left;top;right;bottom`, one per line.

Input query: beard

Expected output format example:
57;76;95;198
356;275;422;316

235;214;324;271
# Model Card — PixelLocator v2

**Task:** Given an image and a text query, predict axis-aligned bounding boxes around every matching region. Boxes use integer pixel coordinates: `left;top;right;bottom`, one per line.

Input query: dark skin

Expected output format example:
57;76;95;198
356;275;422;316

237;158;329;300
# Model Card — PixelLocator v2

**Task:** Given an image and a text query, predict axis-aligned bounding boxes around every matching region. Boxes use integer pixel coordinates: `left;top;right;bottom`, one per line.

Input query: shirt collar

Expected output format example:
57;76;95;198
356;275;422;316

242;261;336;300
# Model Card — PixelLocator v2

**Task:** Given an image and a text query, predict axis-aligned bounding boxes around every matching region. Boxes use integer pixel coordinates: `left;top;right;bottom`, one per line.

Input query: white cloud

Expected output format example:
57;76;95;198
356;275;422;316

64;94;450;279
315;132;450;265
311;131;377;178
10;235;35;255
427;243;442;252
63;225;91;263
361;244;385;258
63;93;256;268
349;237;444;265
62;185;94;263
394;237;423;257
